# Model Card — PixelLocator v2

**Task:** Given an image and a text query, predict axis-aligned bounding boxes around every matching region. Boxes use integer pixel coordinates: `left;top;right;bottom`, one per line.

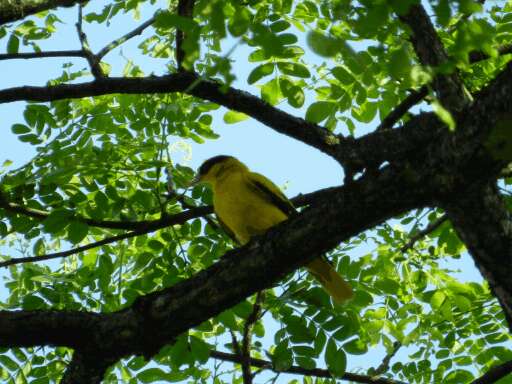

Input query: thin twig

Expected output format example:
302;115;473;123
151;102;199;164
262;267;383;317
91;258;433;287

376;86;428;131
0;193;211;230
96;16;156;59
401;214;448;253
0;50;86;61
0;228;148;268
373;341;402;375
75;4;104;78
241;292;264;384
209;350;408;384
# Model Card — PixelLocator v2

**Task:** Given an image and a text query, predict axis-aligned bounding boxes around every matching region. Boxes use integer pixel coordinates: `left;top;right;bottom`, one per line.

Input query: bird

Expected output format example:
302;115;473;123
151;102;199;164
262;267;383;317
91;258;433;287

194;155;353;304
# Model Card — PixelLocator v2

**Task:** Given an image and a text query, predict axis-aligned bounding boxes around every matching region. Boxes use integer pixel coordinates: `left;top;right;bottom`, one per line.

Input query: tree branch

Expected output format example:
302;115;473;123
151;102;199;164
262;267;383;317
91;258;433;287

469;44;512;64
373;341;402;376
60;350;115;384
0;71;348;168
209;350;408;384
0;50;86;61
0;194;211;230
376;86;428;131
75;4;103;78
241;292;263;384
0;0;88;25
0;228;148;268
401;215;448;253
96;15;156;60
444;184;512;332
176;0;195;70
399;4;471;111
0;206;211;268
470;360;512;384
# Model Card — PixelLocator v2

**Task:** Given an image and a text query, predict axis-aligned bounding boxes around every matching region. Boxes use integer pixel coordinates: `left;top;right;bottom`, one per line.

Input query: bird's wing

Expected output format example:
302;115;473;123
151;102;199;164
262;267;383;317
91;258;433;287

247;172;297;217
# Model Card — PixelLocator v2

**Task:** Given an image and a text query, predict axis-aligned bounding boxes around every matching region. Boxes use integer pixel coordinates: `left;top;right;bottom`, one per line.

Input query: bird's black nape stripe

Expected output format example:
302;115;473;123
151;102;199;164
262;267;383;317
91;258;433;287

198;155;234;176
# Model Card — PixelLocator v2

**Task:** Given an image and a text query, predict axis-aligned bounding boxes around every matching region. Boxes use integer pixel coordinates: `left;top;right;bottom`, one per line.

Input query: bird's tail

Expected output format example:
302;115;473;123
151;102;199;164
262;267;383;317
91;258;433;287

306;257;353;305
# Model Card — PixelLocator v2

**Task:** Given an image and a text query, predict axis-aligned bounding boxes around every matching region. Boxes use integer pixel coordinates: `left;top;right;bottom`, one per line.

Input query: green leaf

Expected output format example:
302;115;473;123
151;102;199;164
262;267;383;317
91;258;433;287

307;30;345;57
430;290;446;310
388;46;412;79
67;221;89;244
189;336;210;363
444;369;474;384
432;100;456;131
11;124;31;135
325;339;346;377
248;63;274;84
276;62;310;78
332;66;356;85
295;356;316;369
22;295;47;310
270;20;290;33
0;355;19;370
7;34;19;54
42;210;72;234
223;111;249;124
272;341;293;371
305;101;335;123
261;78;281;105
375;278;400;295
155;12;199;32
343;338;368;355
228;8;251;37
136;368;168;383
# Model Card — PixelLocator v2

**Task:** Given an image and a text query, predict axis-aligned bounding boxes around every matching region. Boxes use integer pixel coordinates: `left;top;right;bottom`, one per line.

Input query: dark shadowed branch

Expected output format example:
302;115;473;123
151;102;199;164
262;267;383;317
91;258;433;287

75;4;103;78
0;0;88;25
0;50;87;61
210;350;408;384
399;4;471;111
401;215;448;252
470;360;512;384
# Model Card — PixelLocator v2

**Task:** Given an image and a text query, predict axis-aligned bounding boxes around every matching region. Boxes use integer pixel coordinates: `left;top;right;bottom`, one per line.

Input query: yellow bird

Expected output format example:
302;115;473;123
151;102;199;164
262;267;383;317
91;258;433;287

195;155;353;304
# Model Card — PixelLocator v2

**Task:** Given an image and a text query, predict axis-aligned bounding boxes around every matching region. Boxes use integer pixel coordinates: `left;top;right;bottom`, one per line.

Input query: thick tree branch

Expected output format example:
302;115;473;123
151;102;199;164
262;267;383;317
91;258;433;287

444;184;512;332
0;160;436;362
61;350;115;384
209;350;408;384
0;57;510;373
0;0;87;25
470;360;512;384
0;72;348;168
0;54;508;178
399;4;471;111
176;0;195;70
469;44;512;63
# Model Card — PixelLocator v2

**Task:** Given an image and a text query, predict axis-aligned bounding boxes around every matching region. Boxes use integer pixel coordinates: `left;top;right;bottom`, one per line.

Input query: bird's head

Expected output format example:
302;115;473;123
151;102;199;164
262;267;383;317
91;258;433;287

193;155;248;186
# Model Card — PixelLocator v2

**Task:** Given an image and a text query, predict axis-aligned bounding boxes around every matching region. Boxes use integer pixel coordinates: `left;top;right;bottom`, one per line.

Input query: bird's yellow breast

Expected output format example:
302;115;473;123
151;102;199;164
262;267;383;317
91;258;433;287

212;171;288;245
